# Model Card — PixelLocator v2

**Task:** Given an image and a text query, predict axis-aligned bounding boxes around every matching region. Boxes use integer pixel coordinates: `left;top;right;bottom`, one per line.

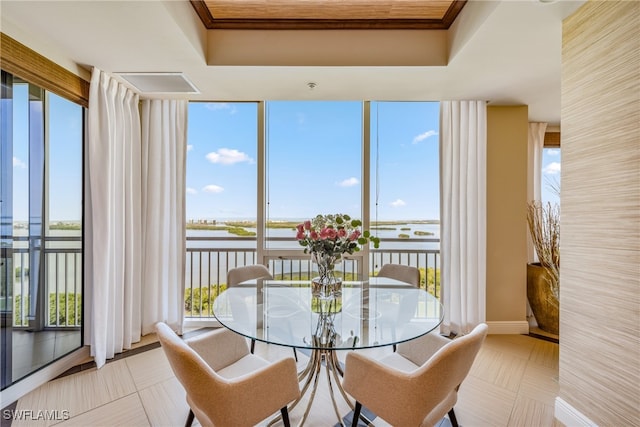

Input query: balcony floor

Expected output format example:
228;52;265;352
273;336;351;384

10;332;561;427
11;330;81;383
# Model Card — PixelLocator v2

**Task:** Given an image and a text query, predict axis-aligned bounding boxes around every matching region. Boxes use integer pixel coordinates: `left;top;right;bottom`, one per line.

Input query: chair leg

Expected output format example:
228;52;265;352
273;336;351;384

185;409;194;427
448;408;459;427
250;338;256;354
293;347;298;362
351;402;362;427
281;407;291;427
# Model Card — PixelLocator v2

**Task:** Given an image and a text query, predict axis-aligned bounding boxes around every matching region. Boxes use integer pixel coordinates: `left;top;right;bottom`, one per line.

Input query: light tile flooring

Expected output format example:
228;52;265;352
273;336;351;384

10;333;560;427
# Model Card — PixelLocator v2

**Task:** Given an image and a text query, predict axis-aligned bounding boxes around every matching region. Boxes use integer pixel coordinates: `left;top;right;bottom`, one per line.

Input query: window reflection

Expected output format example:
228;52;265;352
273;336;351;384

0;72;84;389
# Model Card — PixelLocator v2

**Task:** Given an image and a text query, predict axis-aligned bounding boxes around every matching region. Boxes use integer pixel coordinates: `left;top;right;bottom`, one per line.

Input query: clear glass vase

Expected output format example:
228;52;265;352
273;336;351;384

311;252;342;300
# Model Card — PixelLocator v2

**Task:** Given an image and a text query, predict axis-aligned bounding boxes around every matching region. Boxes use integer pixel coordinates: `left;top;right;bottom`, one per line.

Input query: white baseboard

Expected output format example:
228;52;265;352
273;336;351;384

183;318;220;329
1;346;90;409
555;397;598;427
486;320;530;334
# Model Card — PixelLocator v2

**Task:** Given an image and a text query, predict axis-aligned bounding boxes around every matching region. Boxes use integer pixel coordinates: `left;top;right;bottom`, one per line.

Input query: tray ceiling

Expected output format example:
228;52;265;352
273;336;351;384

191;0;467;29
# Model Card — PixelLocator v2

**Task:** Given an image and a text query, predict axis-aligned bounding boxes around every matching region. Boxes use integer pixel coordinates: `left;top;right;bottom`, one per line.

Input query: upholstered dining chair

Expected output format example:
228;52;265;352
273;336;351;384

343;323;488;427
227;264;273;287
227;264;272;355
155;322;300;427
377;263;421;350
227;264;299;361
377;263;421;287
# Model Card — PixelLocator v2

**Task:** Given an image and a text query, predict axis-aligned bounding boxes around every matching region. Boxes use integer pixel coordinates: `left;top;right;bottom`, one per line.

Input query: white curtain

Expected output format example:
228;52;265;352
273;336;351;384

140;99;188;335
439;100;487;335
87;68;142;368
527;122;547;262
87;69;188;367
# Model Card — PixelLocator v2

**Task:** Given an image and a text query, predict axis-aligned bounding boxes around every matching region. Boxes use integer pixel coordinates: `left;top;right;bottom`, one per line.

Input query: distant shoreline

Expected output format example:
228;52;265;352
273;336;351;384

186;219;439;231
12;218;440;233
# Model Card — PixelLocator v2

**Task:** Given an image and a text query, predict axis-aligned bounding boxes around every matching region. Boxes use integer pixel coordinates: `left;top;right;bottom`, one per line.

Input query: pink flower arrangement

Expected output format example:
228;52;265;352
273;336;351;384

295;214;380;265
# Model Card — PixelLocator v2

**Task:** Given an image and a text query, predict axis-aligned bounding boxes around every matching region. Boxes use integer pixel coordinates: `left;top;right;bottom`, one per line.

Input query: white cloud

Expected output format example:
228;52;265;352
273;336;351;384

413;130;438;144
206;148;254;165
13;157;26;169
543;162;561;175
186;187;197;195
338;177;359;187
205;103;237;114
390;199;406;207
202;184;224;193
547;149;560;156
187;145;193;152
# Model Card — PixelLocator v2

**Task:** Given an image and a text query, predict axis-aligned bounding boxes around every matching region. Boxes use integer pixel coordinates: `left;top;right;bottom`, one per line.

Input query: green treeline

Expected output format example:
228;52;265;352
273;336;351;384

49;222;81;230
183;267;441;316
12;270;440;323
13;293;81;326
186;224;256;236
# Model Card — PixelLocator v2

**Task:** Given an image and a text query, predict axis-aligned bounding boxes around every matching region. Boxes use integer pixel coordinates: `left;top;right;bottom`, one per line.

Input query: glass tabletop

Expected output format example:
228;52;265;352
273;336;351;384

212;277;443;351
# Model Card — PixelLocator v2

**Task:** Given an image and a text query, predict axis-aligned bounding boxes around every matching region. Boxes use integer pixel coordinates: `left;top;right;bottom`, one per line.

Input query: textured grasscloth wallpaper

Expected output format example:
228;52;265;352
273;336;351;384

561;1;640;425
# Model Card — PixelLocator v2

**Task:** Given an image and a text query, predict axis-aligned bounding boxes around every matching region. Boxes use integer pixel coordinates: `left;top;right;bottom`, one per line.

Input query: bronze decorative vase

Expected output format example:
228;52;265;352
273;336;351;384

527;263;559;335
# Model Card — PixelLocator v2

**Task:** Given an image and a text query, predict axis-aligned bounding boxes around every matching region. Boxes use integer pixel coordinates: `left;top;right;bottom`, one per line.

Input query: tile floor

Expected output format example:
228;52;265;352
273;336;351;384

8;332;560;427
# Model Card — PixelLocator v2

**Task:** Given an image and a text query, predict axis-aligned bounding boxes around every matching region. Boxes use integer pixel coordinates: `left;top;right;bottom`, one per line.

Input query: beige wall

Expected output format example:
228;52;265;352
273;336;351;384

560;1;640;425
486;106;529;324
207;29;447;66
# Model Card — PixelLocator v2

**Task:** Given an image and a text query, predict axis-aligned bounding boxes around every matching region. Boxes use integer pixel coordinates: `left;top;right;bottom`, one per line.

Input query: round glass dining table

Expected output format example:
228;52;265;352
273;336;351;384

212;277;443;426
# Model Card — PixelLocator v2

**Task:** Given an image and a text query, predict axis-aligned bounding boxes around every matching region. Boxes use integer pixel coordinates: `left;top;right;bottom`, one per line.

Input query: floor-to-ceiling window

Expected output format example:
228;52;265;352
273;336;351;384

541;146;561;205
369;101;441;294
263;101;366;277
184;102;258;318
183;100;440;320
0;71;84;389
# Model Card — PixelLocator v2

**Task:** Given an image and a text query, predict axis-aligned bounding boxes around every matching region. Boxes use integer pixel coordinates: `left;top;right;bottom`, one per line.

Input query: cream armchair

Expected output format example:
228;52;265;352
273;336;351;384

226;264;298;361
227;264;273;286
377;263;421;287
155;322;300;427
343;323;488;427
376;263;422;351
227;264;273;355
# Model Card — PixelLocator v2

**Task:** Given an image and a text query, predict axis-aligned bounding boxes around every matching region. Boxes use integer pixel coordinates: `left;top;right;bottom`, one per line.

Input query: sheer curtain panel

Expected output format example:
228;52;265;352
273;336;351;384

140;99;188;335
87;69;188;368
439;100;487;335
527;122;547;263
87;68;142;368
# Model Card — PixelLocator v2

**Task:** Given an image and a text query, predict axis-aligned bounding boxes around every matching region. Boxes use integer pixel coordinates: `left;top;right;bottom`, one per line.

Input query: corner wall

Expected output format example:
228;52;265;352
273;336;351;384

486;106;529;331
558;1;640;425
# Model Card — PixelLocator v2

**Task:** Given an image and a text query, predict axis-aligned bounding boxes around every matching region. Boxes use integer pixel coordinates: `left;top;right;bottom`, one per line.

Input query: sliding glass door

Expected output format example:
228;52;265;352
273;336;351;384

0;71;84;389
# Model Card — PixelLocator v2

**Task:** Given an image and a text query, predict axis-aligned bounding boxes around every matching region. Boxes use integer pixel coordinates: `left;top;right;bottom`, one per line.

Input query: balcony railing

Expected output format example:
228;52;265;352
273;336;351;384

185;237;440;319
8;236;440;325
7;236;82;328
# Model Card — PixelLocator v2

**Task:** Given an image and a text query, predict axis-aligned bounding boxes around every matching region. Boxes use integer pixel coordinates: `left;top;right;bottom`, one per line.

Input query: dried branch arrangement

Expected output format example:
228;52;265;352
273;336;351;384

527;201;560;303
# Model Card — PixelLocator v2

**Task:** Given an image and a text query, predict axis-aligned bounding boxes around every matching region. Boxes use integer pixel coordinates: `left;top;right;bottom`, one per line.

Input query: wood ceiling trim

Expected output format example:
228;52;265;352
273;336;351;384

204;1;452;20
190;0;467;30
442;0;467;28
191;0;216;28
200;18;448;30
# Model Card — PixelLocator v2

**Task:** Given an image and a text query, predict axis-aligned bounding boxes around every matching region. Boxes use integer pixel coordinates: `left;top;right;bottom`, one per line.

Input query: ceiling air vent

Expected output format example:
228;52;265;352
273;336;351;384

116;72;199;94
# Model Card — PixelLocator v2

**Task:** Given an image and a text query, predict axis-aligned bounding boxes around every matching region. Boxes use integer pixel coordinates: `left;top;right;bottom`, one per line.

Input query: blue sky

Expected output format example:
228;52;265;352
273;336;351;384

541;148;561;204
11;97;560;222
186;101;442;221
12;86;83;222
186;101;561;222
